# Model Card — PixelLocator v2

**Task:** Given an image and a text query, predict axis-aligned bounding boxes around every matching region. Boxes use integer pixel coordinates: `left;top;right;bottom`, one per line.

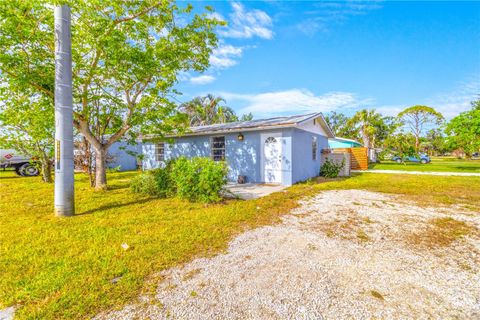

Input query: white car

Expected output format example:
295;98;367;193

0;149;40;176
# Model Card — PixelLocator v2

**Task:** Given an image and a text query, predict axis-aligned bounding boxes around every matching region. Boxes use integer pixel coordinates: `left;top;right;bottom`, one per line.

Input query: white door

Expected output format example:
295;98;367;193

263;135;282;184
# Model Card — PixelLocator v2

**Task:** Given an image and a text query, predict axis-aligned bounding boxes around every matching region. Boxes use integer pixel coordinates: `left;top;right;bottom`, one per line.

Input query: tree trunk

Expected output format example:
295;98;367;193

415;135;420;153
94;147;107;190
41;158;52;183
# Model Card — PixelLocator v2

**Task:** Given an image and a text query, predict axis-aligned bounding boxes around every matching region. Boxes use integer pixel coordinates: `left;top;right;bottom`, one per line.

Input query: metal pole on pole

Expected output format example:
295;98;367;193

54;5;75;216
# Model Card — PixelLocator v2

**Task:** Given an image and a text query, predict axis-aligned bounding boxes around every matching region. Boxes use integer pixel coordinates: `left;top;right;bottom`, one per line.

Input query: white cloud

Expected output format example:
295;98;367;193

209;44;243;69
219;2;274;39
189;75;216;85
219;89;366;117
297;1;382;36
425;79;480;119
373;78;480;119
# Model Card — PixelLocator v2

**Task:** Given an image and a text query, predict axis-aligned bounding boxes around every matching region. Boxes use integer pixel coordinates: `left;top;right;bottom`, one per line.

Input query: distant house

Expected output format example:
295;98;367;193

328;137;363;149
142;113;335;186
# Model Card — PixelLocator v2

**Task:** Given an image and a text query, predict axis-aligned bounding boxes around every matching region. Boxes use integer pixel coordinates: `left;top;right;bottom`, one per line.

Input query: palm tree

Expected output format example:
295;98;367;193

179;94;238;126
348;109;379;148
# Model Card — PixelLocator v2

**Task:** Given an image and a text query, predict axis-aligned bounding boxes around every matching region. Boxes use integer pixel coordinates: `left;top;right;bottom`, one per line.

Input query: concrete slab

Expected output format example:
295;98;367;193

225;183;287;200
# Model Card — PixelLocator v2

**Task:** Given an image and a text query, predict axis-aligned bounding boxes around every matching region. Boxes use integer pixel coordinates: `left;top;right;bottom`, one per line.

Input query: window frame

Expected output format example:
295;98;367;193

211;136;226;161
312;136;318;160
155;142;165;162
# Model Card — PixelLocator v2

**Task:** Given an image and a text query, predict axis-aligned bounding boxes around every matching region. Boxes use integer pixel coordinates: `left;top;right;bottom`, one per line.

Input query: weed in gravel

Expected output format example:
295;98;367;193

357;230;370;242
408;217;476;248
370;290;385;300
182;269;201;281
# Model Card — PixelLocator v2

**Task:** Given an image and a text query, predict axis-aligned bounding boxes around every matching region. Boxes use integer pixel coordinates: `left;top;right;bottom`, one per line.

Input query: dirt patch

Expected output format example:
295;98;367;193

96;190;480;320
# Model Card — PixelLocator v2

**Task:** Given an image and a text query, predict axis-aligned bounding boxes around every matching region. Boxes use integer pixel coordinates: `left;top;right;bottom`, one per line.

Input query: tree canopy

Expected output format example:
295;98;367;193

179;94;252;126
0;87;54;182
0;0;222;189
398;105;444;152
445;99;480;157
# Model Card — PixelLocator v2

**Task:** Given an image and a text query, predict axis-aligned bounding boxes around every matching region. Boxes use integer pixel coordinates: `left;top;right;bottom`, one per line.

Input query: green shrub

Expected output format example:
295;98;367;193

130;173;159;196
131;157;228;203
320;158;345;178
130;161;175;197
170;157;228;203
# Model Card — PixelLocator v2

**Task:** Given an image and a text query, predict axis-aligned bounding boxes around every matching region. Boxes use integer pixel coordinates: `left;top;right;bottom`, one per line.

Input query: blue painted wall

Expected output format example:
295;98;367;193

142;128;327;185
143;130;272;184
291;128;328;183
107;141;140;171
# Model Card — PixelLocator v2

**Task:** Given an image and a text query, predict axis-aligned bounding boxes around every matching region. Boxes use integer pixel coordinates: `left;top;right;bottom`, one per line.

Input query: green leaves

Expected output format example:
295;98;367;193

1;0;222;187
445;99;480;157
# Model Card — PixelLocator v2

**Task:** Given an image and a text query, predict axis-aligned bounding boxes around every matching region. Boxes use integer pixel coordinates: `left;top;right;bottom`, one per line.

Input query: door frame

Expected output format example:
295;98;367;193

260;131;283;184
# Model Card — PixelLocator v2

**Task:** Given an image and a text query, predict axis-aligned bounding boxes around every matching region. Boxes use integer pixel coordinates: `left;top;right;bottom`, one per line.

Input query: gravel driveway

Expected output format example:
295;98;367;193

97;190;480;320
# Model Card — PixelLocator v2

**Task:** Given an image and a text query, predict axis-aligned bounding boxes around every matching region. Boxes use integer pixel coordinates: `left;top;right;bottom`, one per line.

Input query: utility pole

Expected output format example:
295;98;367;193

54;5;75;216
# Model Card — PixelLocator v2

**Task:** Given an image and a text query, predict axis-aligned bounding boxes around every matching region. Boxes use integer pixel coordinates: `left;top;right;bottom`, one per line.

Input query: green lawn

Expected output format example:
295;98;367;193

1;170;479;319
370;156;480;173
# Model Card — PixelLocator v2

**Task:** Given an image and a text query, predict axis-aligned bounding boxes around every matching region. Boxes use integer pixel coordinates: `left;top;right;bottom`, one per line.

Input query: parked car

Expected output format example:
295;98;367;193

0;149;40;176
392;153;431;164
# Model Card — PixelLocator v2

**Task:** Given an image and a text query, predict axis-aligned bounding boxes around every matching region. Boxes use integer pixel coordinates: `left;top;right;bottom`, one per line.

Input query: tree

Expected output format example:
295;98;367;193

383;132;417;159
324;111;349;136
240;112;254;122
347;109;395;149
0;88;54;182
421;129;448;155
1;0;221;190
179;94;247;126
445;99;480;158
398;105;444;152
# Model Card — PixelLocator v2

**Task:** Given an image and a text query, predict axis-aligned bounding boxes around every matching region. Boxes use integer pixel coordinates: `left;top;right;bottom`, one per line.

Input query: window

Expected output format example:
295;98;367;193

155;142;165;161
211;136;225;161
312;136;317;160
265;137;277;144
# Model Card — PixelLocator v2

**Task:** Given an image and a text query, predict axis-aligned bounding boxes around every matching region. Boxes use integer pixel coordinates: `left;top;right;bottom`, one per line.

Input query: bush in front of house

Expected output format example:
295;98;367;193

131;157;228;203
319;158;345;178
170;157;228;203
130;160;175;198
130;172;161;196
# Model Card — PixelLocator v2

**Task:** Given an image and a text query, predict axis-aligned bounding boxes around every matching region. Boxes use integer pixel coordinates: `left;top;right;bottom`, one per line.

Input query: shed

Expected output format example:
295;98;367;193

142;112;334;186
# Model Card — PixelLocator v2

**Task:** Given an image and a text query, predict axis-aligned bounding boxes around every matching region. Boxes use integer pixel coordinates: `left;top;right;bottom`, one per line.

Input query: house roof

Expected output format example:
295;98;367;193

141;112;335;140
190;112;329;133
329;137;363;145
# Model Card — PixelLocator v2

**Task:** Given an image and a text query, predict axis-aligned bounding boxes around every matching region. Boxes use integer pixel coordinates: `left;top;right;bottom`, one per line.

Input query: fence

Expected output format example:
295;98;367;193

331;147;368;170
321;153;351;176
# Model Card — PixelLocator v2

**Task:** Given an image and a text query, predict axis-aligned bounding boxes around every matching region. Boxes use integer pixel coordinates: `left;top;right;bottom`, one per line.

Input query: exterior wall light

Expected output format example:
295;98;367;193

237;133;244;141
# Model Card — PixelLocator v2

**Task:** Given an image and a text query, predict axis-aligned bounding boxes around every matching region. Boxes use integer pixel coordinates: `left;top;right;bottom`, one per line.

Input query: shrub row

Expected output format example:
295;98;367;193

130;157;228;203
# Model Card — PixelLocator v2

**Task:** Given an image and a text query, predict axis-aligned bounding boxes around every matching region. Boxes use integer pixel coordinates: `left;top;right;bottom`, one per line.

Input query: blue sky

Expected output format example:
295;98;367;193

176;1;480;119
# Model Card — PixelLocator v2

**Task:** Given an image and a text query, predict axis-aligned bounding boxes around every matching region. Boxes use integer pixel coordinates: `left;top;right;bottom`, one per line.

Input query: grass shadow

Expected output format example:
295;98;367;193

75;197;156;216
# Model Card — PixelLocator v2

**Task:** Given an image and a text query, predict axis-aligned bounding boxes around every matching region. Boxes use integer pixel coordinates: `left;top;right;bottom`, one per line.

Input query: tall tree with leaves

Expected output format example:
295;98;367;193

179;94;239;126
445;99;480;157
0;88;54;182
324;111;349;136
347;109;380;148
1;0;221;190
398;105;444;152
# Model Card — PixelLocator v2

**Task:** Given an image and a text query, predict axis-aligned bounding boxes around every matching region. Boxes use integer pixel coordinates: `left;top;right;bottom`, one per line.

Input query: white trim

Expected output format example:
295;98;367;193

260;131;283;184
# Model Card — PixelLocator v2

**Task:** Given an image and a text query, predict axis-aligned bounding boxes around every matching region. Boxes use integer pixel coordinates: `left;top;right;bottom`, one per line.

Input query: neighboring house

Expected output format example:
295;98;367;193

142;113;335;186
107;141;141;171
74;139;141;172
328;137;363;149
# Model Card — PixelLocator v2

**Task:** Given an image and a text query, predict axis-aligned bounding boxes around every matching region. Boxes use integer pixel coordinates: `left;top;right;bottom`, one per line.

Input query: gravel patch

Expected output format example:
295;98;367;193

96;190;480;320
0;307;15;320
